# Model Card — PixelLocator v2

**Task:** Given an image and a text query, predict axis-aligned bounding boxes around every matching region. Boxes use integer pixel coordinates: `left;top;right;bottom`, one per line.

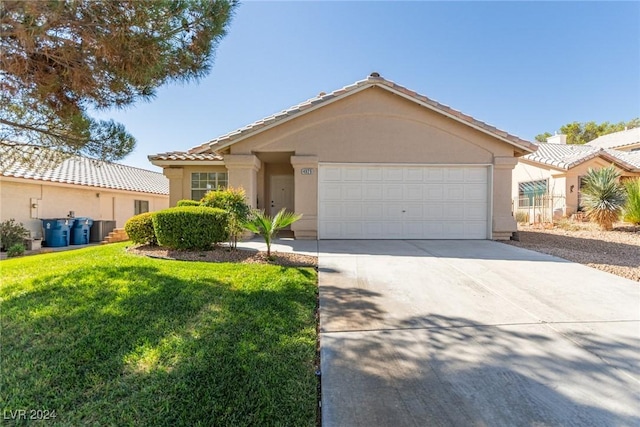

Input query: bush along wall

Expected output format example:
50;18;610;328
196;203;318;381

153;206;229;250
124;212;157;245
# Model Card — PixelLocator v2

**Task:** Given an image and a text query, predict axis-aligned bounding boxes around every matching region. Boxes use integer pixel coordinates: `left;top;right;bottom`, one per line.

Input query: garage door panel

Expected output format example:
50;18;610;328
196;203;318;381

465;204;487;220
404;222;424;236
321;184;342;200
465;168;488;182
444;203;465;220
465;222;488;238
424;204;444;220
383;222;403;237
384;205;403;220
404;185;423;200
384;168;404;181
344;168;363;181
344;204;362;218
445;168;465;182
364;167;383;181
444;185;465;201
343;185;363;200
425;168;444;182
362;204;383;219
343;222;363;237
465;184;488;201
319;165;489;239
321;203;344;219
321;167;343;181
425;185;444;200
403;204;423;219
384;185;404;200
404;168;424;181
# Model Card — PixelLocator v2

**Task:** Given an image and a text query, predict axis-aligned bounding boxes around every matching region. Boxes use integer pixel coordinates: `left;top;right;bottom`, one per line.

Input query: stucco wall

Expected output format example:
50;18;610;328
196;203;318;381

0;178;169;239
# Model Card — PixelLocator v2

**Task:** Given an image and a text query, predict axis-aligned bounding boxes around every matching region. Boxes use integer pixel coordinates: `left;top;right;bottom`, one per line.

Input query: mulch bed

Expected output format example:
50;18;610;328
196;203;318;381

127;244;317;267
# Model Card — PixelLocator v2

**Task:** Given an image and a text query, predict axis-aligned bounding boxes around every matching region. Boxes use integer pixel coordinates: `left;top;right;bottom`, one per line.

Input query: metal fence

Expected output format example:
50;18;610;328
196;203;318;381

513;195;566;224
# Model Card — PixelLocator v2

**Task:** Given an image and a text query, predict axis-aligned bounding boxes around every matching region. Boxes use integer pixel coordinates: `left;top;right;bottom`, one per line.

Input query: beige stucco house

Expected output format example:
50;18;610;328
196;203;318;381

1;145;169;239
512;133;640;220
150;73;538;240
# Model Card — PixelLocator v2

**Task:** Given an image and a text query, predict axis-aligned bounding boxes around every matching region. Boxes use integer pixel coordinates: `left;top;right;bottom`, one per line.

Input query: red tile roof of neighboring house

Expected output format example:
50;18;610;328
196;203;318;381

178;73;538;156
1;144;169;195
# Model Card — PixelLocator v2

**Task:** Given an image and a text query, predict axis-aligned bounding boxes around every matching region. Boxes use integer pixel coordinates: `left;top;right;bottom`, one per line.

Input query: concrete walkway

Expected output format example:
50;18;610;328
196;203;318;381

318;240;640;427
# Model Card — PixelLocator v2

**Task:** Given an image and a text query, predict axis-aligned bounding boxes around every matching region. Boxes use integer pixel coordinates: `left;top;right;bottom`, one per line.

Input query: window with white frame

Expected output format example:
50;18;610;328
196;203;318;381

191;172;228;200
518;179;548;207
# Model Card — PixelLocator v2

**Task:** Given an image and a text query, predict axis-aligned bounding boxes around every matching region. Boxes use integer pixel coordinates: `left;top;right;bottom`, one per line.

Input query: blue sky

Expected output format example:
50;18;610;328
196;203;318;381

94;1;640;171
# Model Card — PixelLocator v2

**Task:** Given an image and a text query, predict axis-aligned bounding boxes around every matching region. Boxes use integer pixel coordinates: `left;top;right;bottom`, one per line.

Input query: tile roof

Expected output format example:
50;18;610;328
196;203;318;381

1;144;169;195
185;73;537;155
586;127;640;149
522;143;640;171
148;152;223;161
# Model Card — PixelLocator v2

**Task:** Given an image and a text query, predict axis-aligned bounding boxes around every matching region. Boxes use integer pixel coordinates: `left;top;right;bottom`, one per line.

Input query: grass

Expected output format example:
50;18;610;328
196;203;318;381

1;243;318;426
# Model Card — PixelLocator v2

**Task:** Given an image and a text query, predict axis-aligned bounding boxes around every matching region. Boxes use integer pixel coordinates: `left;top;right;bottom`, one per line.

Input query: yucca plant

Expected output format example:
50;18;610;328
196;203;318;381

623;178;640;226
243;208;302;258
580;166;626;230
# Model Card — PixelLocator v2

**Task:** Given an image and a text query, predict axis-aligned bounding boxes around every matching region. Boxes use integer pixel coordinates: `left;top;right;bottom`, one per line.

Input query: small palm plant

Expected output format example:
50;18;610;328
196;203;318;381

623;178;640;226
581;166;626;230
243;208;302;258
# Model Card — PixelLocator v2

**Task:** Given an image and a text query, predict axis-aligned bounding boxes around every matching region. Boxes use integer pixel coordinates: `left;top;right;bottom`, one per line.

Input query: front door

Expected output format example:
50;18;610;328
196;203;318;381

270;175;294;216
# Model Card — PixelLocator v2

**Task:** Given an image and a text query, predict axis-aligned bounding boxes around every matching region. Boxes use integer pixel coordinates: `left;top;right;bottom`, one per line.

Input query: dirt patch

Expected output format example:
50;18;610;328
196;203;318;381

504;222;640;282
127;244;317;268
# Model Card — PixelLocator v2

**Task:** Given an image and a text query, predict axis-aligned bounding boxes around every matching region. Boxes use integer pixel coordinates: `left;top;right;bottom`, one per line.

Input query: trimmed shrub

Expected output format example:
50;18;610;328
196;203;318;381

201;187;251;248
153;206;229;250
623;178;640;225
176;199;201;207
7;243;25;258
124;212;157;245
1;219;30;251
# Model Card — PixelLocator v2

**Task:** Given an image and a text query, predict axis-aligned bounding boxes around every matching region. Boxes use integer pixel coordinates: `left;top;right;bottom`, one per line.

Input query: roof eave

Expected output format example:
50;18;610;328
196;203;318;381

149;159;226;167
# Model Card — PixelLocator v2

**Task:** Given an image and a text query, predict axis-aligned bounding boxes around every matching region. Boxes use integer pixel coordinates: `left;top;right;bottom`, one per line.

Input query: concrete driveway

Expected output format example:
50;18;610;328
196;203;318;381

318;240;640;426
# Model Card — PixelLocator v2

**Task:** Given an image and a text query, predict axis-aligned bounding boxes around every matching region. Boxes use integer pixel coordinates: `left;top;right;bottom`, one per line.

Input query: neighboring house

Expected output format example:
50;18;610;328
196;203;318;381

1;144;169;239
150;73;538;240
586;127;640;152
512;134;640;219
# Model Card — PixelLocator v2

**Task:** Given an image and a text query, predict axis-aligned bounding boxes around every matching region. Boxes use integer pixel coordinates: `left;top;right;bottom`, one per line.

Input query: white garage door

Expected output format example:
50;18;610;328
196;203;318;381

318;164;490;239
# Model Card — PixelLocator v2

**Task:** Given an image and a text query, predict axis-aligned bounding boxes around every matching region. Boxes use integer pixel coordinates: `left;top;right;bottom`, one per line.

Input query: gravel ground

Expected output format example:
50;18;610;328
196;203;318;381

504;222;640;282
127;244;318;267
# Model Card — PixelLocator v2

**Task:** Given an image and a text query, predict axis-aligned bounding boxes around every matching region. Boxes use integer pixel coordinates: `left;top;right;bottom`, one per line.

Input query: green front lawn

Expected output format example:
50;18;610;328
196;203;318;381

1;244;318;426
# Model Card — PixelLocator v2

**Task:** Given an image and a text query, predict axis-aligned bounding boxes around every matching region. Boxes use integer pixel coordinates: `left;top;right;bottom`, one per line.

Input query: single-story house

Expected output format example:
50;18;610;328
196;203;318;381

586;127;640;152
1;144;169;239
150;73;538;240
512;134;640;219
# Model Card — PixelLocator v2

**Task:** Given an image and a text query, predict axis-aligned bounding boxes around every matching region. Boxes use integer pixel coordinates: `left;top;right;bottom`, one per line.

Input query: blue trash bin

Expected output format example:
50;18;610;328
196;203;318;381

70;217;93;245
42;218;74;247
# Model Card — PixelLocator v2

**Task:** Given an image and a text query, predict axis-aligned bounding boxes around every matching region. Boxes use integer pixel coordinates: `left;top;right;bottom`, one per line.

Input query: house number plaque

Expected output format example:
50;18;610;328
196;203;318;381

301;168;314;175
